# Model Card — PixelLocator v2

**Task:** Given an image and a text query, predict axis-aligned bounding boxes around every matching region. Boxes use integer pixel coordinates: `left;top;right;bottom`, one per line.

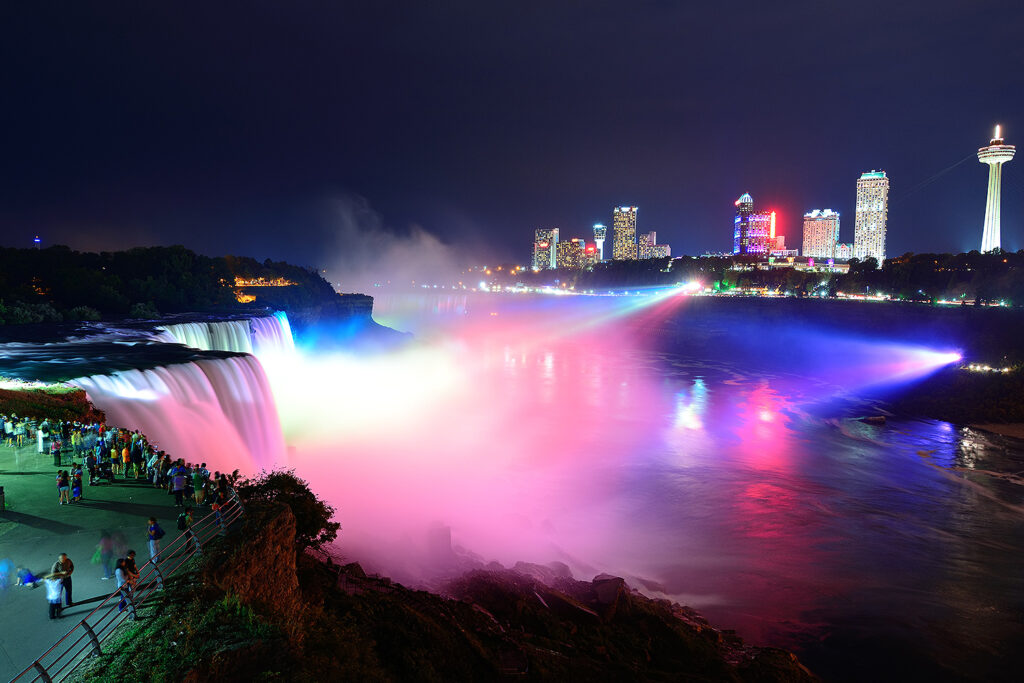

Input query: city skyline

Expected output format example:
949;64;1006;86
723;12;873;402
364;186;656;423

1;3;1021;271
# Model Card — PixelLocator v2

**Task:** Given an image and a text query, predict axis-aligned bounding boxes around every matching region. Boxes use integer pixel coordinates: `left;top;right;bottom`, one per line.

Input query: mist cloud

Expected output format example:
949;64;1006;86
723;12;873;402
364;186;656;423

322;195;469;293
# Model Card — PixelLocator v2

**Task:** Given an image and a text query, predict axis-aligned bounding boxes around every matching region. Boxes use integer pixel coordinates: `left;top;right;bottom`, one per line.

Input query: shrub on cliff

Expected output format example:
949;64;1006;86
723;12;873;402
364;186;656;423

236;469;340;551
0;387;105;423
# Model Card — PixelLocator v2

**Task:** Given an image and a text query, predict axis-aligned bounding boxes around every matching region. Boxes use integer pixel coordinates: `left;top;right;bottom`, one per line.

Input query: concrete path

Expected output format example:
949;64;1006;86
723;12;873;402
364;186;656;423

0;444;187;681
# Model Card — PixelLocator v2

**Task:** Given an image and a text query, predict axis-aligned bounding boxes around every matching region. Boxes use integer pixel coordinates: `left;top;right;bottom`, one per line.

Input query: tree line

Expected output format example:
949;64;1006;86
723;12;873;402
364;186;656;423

0;245;339;325
501;250;1024;305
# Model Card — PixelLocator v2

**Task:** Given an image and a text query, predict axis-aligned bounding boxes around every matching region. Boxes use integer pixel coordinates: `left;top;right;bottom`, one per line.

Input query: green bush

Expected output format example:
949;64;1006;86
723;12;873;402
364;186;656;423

236;469;340;551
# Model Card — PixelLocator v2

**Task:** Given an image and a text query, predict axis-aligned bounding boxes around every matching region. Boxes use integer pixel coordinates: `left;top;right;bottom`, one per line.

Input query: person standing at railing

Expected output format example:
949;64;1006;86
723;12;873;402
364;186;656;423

114;558;131;613
49;553;74;607
123;550;140;588
147;518;165;565
177;507;202;555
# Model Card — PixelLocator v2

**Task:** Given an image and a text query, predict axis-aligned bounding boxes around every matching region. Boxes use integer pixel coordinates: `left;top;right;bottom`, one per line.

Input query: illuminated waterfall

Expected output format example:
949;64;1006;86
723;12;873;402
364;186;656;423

157;319;254;353
71;355;285;471
252;311;296;356
158;313;295;358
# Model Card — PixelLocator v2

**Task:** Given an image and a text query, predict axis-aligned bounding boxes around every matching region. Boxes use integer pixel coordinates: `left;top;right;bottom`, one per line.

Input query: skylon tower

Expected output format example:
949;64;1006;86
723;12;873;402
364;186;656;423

978;125;1015;253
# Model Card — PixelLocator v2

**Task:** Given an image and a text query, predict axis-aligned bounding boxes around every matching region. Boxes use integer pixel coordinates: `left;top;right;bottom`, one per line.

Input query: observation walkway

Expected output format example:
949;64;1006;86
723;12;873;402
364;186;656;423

0;443;240;681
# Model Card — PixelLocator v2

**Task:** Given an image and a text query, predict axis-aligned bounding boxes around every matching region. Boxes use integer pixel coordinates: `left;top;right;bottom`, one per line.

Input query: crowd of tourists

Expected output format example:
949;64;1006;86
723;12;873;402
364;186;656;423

1;411;239;620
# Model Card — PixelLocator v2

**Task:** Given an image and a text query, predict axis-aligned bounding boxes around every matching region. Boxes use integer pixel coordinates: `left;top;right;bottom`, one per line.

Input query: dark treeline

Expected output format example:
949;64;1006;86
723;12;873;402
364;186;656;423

0;245;338;324
504;251;1024;305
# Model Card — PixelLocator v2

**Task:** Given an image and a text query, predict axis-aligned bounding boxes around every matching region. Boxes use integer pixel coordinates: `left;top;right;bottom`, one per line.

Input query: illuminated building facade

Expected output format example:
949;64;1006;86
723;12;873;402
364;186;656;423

638;230;670;258
612;206;637;260
802;209;840;258
533;227;559;270
853;171;889;265
835;242;853;260
593;224;607;261
978;125;1015;252
556;238;586;270
584;241;599;267
733;193;773;255
638;231;656;259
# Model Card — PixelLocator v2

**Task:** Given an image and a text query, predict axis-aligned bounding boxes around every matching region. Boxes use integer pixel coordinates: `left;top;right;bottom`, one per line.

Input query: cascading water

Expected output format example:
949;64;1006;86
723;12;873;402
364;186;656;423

252;311;296;357
157;313;296;359
158;319;254;353
71;354;285;472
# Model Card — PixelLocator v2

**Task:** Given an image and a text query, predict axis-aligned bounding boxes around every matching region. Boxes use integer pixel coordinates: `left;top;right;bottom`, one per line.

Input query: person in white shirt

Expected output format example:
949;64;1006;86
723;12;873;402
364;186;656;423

45;575;63;619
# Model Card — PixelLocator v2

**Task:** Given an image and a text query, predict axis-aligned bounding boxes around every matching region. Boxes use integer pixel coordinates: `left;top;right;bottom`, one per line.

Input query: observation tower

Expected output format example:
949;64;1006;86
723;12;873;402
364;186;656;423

978;125;1015;252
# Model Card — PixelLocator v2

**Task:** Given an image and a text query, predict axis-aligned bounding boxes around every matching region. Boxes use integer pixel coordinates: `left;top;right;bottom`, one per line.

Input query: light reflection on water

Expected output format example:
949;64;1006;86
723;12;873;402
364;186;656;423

306;293;1024;681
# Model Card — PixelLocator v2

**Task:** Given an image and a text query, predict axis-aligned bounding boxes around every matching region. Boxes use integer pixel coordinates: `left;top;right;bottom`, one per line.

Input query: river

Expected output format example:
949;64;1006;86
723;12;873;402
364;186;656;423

275;292;1024;681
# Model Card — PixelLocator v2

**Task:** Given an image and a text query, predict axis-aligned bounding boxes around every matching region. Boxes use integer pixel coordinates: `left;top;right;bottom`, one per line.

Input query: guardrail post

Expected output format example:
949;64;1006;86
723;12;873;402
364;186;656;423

82;621;104;655
32;661;53;683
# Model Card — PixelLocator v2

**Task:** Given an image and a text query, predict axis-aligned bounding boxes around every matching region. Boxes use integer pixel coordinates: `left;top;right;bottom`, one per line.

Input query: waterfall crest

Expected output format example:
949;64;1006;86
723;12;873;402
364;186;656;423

252;311;296;356
158;312;295;358
157;320;254;353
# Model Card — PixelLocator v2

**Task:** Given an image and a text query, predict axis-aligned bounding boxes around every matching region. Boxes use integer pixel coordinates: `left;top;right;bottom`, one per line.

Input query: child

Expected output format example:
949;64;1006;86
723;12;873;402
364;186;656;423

71;469;83;502
16;567;39;588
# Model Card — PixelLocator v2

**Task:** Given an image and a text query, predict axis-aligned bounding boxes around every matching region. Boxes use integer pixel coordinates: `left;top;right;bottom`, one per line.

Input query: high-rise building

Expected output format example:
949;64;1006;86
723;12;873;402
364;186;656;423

638;231;657;259
853;171;889;266
733;193;773;255
802;209;841;258
584;241;599;267
556;238;586;270
612;206;637;260
533;227;559;270
651;244;671;258
593;224;607;261
978;125;1015;252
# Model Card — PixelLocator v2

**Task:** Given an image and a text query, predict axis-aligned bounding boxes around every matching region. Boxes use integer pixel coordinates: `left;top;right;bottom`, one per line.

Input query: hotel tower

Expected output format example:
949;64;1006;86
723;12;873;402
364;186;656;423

533;227;559;270
853;171;889;266
612;206;638;260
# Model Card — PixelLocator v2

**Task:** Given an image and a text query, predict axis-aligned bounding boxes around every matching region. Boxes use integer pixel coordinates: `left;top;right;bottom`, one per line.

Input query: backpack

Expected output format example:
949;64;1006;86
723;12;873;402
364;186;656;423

153;525;166;540
177;513;188;531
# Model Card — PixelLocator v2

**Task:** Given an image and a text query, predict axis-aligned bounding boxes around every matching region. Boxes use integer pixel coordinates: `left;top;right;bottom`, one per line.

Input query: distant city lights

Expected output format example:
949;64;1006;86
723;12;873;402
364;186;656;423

963;363;1013;373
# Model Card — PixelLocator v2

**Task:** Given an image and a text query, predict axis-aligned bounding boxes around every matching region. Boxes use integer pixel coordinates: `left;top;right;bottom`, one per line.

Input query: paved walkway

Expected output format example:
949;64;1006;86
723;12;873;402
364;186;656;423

0;443;185;681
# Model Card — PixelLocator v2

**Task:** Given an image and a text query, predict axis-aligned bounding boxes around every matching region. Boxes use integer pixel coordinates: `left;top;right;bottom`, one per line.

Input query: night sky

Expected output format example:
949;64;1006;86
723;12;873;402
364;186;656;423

2;1;1023;280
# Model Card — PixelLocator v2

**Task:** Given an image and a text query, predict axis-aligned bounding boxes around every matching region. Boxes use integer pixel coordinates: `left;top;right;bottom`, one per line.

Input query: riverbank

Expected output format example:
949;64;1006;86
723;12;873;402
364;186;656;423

968;423;1024;440
882;365;1024;425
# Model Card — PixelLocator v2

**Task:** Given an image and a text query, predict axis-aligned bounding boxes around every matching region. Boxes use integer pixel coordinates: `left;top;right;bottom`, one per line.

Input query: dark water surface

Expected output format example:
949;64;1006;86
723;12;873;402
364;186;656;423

368;293;1024;682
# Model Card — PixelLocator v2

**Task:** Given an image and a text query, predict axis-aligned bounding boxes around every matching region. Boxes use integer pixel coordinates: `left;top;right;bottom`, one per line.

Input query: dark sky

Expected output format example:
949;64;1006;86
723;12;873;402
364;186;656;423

2;1;1023;275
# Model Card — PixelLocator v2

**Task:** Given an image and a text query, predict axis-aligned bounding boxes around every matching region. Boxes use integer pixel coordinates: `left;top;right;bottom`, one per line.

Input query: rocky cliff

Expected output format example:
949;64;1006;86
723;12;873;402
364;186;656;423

75;500;816;682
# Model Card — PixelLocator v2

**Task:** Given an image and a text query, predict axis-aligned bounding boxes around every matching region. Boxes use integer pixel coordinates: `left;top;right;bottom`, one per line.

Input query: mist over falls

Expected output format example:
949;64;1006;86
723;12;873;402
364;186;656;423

9;297;1021;680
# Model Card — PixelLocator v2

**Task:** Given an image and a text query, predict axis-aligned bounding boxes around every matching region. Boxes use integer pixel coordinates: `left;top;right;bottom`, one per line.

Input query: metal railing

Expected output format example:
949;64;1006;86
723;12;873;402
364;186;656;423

11;493;246;683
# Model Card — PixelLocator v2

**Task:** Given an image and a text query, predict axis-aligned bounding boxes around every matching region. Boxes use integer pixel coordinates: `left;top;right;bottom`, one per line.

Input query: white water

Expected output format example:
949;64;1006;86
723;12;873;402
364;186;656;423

158;319;254;353
251;312;296;357
72;314;296;471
